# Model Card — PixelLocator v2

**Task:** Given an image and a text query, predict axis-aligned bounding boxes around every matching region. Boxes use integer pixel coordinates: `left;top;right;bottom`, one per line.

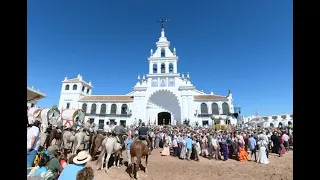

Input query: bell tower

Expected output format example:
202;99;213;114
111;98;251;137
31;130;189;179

147;18;178;75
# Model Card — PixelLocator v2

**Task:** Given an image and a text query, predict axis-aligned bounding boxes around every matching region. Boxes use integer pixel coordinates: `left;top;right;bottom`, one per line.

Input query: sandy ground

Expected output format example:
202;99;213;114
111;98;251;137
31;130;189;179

86;148;293;180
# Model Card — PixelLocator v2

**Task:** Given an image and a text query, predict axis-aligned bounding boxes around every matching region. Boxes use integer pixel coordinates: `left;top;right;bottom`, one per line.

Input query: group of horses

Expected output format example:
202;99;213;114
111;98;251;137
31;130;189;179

46;127;150;179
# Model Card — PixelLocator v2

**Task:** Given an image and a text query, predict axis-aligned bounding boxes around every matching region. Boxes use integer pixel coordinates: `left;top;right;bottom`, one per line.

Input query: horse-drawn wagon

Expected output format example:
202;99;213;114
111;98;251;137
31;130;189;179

60;108;85;128
27;105;61;132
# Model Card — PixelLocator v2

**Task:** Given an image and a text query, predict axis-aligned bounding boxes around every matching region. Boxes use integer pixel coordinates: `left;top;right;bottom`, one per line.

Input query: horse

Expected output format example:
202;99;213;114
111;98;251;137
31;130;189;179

62;129;75;158
47;129;63;149
73;130;90;154
96;136;122;173
130;140;149;179
89;133;105;161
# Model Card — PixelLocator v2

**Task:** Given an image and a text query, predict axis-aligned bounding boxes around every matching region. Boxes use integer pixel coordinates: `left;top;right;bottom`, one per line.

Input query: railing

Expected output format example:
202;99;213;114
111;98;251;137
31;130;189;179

86;113;132;117
197;113;213;117
197;113;233;118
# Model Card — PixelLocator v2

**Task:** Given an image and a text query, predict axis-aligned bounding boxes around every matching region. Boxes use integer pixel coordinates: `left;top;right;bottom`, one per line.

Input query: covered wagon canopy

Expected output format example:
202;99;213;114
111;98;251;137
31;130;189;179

27;86;47;102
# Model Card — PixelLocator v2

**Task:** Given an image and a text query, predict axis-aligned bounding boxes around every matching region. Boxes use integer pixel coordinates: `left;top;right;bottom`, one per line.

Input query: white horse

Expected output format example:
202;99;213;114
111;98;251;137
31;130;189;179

96;136;122;173
73;131;90;154
62;130;75;154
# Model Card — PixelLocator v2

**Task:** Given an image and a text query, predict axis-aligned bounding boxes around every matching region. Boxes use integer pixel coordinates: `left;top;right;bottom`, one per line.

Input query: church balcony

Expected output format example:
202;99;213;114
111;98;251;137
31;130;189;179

86;113;132;117
146;73;180;78
197;114;213;118
197;113;236;118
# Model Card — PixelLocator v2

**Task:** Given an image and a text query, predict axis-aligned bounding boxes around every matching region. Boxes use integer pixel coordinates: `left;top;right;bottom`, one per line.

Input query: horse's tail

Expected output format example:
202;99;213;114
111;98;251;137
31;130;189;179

96;139;106;165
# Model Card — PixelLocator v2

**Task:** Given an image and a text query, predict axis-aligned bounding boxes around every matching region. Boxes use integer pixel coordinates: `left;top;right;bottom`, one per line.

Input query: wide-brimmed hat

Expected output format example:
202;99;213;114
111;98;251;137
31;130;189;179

73;151;92;164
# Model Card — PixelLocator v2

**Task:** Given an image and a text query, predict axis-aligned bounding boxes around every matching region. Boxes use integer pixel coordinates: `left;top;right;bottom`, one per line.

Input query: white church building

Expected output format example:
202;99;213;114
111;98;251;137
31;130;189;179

58;27;237;127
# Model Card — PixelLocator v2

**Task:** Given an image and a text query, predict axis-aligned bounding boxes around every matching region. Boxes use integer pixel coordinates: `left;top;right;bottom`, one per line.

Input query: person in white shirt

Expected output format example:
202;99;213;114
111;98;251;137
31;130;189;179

110;122;116;132
27;120;41;175
103;122;111;135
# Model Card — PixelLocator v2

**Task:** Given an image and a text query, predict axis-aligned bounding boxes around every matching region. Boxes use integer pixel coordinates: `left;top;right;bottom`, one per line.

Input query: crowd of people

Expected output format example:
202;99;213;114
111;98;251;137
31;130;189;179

27;120;95;180
122;122;292;164
27;119;293;180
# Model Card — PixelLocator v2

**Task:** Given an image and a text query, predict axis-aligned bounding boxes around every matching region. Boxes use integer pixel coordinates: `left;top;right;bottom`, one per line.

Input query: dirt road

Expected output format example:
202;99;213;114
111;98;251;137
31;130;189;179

87;149;293;180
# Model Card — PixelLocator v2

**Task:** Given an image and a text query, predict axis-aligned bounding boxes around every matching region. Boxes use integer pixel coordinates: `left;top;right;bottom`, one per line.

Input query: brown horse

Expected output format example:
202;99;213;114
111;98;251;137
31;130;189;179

47;129;63;149
89;133;105;160
130;140;149;179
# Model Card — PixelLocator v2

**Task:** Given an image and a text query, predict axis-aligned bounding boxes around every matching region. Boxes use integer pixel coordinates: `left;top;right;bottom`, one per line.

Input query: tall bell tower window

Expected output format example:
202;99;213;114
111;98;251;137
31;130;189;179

153;63;157;73
169;63;173;73
161;48;165;57
161;63;165;73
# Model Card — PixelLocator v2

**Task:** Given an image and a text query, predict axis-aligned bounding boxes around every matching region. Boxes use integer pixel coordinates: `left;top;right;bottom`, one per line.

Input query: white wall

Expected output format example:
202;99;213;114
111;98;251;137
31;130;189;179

58;81;91;110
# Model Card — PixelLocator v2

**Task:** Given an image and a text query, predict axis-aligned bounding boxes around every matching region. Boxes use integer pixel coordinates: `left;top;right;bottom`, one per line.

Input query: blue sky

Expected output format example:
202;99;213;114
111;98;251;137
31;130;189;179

27;0;292;116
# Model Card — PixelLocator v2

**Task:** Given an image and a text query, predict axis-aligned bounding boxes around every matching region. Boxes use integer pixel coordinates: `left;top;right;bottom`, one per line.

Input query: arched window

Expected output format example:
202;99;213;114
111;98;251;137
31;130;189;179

81;103;87;113
161;48;165;57
100;104;106;114
82;86;85;92
200;103;208;114
222;102;230;115
87;89;90;94
73;84;77;90
211;103;219;115
91;103;96;114
121;104;128;114
110;104;117;114
65;85;70;90
169;63;173;73
153;63;157;73
161;63;165;73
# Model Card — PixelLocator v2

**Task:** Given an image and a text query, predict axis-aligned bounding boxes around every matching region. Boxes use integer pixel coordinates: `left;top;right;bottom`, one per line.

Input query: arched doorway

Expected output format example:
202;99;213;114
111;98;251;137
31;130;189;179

158;112;171;125
147;89;181;124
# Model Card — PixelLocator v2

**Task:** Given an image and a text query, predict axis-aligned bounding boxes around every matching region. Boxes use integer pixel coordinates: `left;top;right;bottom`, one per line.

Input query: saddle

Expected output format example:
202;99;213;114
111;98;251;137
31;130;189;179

138;136;148;146
137;139;148;146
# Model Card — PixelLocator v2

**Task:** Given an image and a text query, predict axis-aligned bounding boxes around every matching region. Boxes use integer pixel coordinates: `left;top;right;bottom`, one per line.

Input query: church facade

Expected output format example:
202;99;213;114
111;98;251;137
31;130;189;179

58;27;237;127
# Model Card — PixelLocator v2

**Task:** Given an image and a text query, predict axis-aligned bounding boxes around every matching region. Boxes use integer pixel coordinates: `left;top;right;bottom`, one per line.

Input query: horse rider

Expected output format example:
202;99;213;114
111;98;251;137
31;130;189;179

103;121;111;136
112;122;127;145
138;122;151;154
72;117;81;131
110;122;116;132
91;122;98;134
83;120;91;135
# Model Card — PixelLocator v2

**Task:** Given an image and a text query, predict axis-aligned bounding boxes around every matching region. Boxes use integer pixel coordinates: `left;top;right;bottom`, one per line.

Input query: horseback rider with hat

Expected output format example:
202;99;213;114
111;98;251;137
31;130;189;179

112;122;127;145
138;122;151;154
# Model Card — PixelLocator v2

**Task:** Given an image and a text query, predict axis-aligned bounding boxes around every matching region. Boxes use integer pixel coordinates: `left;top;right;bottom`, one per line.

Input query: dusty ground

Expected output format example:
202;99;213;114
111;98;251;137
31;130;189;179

86;148;293;180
